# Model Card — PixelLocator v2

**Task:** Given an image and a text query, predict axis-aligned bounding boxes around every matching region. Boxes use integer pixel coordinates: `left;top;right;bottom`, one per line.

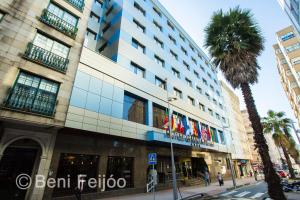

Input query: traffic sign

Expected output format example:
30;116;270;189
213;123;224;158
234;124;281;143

148;153;157;165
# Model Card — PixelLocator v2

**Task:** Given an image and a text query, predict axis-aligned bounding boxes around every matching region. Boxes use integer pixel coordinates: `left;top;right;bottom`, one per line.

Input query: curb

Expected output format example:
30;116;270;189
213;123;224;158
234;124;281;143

226;182;252;191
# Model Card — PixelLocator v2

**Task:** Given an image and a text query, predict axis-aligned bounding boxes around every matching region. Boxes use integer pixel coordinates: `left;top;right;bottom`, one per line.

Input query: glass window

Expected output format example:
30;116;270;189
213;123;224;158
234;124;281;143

170;50;178;60
33;33;69;58
167;21;174;30
208;109;213;116
153;103;167;129
123;92;146;124
153;20;162;31
172;68;180;78
280;31;295;41
194;70;199;79
185;78;192;87
188;96;195;105
202;78;208;85
130;62;145;78
199;103;205;111
106;157;134;190
180;34;185;42
153;7;161;17
286;43;300;52
154;36;163;48
213;99;217;105
90;12;100;23
205;93;210;100
181;47;187;55
216;113;220;120
155;76;166;90
183;61;190;70
173;88;182;99
191;57;197;65
134;2;145;16
132;38;145;54
196;86;202;94
291;56;300;65
53;153;99;196
48;3;78;26
154;55;165;67
86;29;97;40
6;71;59;116
133;19;145;33
168;35;176;45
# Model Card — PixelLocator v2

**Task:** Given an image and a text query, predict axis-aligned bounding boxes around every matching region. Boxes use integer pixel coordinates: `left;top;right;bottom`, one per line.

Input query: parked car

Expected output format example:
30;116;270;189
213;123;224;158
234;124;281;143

277;170;289;178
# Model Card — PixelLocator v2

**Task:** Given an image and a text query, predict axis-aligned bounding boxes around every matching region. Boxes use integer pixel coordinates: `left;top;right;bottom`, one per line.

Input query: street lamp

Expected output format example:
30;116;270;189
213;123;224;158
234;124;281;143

165;78;178;200
223;126;236;189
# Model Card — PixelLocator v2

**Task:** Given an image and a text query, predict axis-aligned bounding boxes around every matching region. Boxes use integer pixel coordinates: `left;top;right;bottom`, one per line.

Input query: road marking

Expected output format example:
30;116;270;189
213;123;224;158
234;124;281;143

249;192;265;199
235;191;251;197
221;190;238;196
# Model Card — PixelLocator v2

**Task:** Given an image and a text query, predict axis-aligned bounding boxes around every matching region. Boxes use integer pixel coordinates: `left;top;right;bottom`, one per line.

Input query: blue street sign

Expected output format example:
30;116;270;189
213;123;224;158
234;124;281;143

148;153;157;165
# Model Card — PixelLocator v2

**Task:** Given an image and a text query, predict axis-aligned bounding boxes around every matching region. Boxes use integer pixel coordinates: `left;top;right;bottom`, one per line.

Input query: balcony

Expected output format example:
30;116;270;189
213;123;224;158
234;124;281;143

65;0;85;11
40;9;78;38
23;42;69;73
4;86;57;117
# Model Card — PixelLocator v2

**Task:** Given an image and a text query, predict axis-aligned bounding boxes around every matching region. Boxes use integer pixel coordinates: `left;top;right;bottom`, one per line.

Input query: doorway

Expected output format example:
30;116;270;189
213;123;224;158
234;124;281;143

0;139;41;200
191;157;208;178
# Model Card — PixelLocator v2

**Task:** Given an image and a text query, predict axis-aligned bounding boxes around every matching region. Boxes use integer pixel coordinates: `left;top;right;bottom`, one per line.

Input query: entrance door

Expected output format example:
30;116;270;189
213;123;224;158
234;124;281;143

0;147;38;200
191;157;208;178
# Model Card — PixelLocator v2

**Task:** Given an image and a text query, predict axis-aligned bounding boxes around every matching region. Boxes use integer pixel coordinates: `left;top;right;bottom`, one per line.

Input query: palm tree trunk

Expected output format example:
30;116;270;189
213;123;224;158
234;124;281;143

241;83;286;200
281;145;296;179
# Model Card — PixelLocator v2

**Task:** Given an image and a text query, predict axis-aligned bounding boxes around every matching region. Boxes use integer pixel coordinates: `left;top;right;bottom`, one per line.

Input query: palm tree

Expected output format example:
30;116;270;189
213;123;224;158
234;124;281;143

204;7;285;199
262;110;295;179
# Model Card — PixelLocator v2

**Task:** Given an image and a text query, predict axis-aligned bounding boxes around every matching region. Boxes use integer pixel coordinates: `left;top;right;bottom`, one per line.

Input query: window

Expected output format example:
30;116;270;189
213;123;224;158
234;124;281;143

219;103;223;109
199;103;205;111
155;76;166;90
196;86;202;94
216;90;220;97
275;48;282;54
130;62;145;78
153;103;167;129
0;12;4;22
133;19;145;33
106;157;134;189
86;29;97;40
54;153;99;196
90;12;100;23
216;113;220;120
33;33;70;58
153;7;161;17
173;88;182;99
198;53;203;60
208;108;213;116
132;38;145;54
200;65;205;72
153;20;162;31
281;32;295;41
134;2;145;16
169;35;176;45
214;79;218;85
291;57;300;65
202;78;208;85
189;44;195;52
213;98;217;105
286;43;300;52
205;92;210;100
222;117;226;123
154;36;163;48
194;70;199;79
102;23;111;33
185;78;192;87
210;85;214;91
99;42;107;52
105;5;114;16
5;71;59;116
180;34;185;42
154;55;165;67
95;0;103;7
167;21;174;30
123;92;147;124
192;57;197;65
208;73;212;79
181;46;187;56
188;96;195;105
172;68;180;78
170;50;178;60
183;61;190;70
48;3;78;26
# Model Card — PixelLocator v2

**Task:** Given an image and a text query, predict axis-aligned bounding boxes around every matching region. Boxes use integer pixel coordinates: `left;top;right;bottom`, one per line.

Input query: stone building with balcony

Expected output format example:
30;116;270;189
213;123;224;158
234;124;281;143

273;25;300;126
0;0;92;199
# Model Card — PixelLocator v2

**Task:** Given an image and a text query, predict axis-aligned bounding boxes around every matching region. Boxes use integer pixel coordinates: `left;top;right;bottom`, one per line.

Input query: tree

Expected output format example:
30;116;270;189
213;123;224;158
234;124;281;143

262;110;295;179
204;7;285;199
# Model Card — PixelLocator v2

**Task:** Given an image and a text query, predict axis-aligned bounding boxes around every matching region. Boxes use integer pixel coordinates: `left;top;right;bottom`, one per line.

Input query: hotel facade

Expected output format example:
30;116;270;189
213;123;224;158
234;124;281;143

273;26;300;127
0;0;236;199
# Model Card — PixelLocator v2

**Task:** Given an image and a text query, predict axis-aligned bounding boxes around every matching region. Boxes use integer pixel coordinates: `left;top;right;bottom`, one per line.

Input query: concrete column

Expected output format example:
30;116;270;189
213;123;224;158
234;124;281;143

147;100;153;127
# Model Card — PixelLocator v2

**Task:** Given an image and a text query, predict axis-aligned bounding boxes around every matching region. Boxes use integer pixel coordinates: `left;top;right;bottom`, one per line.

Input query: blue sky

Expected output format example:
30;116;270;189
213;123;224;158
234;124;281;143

159;1;300;134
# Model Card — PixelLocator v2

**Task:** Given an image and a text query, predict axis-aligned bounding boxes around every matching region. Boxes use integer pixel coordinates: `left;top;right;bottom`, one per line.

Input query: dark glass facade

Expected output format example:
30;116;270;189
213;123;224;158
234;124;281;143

123;92;147;125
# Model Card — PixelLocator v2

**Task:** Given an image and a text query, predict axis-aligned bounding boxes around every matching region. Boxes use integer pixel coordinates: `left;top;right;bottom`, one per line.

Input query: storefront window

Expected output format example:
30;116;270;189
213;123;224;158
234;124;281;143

53;153;99;197
153;103;167;129
123;92;147;125
106;157;134;190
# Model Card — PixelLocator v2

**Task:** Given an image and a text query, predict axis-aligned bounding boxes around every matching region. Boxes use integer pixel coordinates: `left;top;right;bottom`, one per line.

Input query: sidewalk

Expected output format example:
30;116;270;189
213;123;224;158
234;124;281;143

96;177;257;200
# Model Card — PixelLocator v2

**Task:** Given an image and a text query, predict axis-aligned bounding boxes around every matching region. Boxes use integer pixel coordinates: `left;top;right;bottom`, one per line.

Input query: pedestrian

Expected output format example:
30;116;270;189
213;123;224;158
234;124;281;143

204;170;210;186
254;170;258;181
249;170;253;177
217;172;224;186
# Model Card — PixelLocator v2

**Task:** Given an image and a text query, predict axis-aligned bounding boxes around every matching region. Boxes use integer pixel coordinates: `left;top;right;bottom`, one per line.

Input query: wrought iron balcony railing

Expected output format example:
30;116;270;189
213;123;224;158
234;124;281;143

4;86;57;117
40;9;78;38
24;42;69;73
65;0;85;11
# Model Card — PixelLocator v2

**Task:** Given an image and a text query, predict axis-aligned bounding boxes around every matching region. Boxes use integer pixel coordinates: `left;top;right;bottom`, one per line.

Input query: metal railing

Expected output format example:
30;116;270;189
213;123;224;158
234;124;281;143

4;86;57;116
65;0;85;11
40;9;78;38
24;42;69;73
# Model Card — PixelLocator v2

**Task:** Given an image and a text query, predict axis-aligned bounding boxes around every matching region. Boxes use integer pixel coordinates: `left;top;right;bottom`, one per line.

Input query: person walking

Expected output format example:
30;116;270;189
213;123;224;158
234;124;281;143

217;172;224;186
204;171;210;186
254;170;258;181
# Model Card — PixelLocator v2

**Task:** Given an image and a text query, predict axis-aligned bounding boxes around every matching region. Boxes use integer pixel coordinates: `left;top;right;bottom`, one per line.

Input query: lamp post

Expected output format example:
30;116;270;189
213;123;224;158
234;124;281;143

165;77;178;200
223;126;236;189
